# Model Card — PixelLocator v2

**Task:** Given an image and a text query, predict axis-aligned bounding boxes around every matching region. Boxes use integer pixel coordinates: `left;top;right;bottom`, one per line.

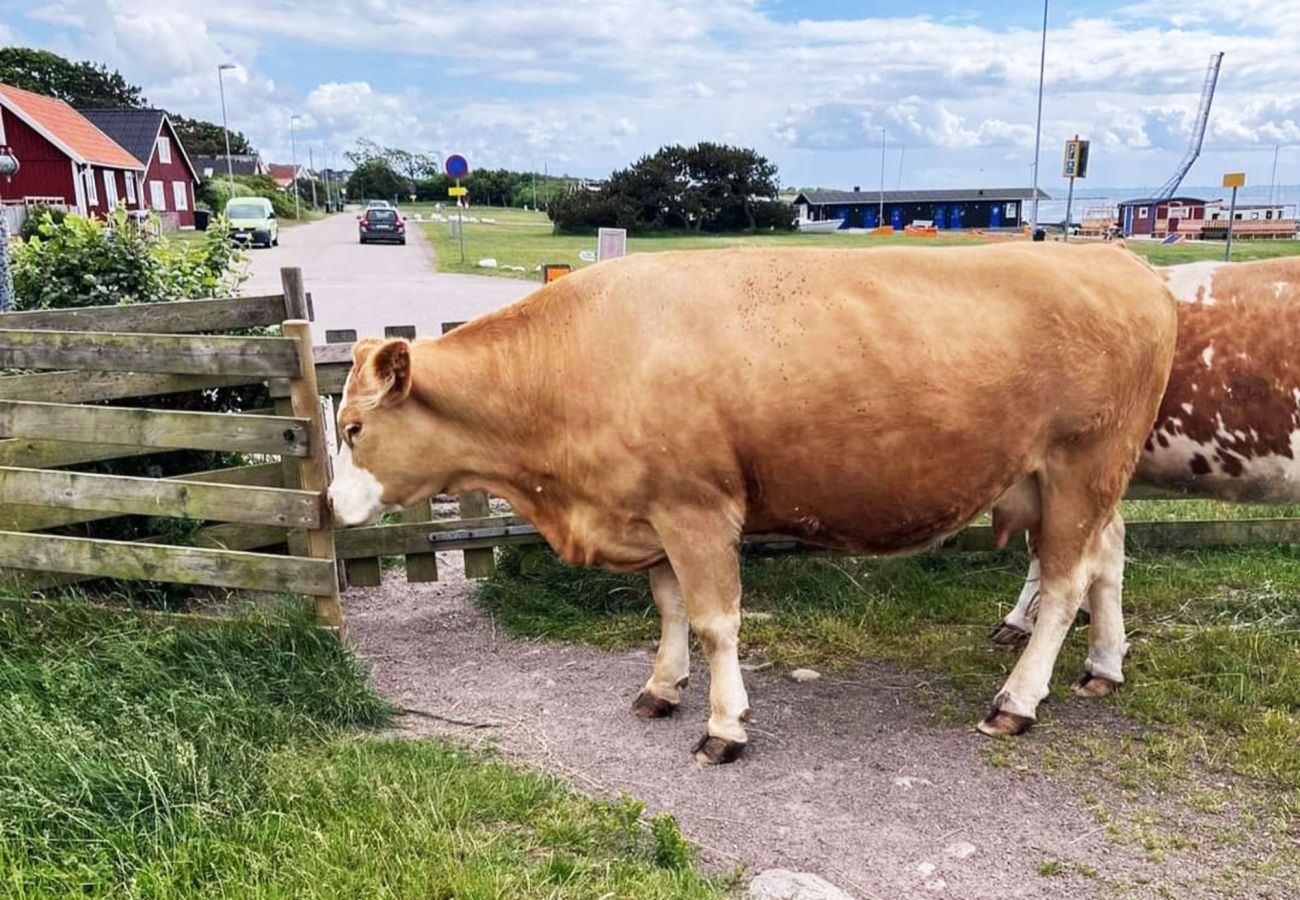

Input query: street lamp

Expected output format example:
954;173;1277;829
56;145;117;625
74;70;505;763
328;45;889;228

217;64;237;208
0;146;20;311
1029;0;1049;234
289;114;301;220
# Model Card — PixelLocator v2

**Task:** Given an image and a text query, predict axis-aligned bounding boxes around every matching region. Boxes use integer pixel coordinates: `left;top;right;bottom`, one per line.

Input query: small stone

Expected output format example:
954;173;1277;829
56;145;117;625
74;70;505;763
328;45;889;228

944;841;977;860
916;862;936;876
925;878;947;892
746;869;854;900
892;775;934;790
789;668;821;683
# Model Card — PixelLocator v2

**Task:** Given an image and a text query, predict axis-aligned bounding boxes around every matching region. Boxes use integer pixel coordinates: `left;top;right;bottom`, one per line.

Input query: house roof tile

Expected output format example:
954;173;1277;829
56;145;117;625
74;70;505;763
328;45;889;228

0;84;143;169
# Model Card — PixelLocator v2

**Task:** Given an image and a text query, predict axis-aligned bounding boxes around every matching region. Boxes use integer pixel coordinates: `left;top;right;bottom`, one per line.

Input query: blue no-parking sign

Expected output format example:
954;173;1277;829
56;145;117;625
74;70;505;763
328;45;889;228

445;154;470;179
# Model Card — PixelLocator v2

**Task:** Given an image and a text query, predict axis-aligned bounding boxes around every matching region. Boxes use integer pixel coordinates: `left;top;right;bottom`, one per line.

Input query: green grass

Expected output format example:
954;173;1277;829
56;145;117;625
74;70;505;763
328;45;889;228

417;206;980;279
1126;238;1300;267
477;535;1300;805
414;206;1299;279
0;600;726;898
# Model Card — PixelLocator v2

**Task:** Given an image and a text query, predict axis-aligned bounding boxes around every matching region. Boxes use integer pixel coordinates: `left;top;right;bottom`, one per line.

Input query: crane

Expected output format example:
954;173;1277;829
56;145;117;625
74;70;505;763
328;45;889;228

1153;52;1224;201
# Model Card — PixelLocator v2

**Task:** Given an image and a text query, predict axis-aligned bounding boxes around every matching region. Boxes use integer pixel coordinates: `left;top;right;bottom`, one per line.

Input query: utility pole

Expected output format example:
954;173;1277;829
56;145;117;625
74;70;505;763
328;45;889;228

878;127;886;226
1030;0;1049;233
308;146;318;209
289;114;301;219
1268;144;1280;206
217;64;237;206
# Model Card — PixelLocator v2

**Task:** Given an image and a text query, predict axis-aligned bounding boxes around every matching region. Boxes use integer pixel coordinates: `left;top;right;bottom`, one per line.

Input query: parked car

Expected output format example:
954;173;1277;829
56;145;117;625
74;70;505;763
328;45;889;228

223;197;279;248
359;207;406;245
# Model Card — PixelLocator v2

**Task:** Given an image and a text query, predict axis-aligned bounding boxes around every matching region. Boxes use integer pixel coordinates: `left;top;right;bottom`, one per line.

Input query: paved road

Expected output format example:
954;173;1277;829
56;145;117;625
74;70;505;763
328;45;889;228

240;212;532;343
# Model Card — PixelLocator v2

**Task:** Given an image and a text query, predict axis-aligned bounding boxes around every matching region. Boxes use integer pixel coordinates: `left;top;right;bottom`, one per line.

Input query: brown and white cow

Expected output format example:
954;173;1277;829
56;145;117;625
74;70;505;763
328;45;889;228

992;257;1300;651
328;243;1177;763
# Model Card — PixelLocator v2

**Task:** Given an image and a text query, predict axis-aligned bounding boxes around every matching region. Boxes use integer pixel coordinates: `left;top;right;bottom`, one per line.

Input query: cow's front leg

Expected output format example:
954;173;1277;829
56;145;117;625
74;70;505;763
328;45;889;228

657;510;749;764
632;562;691;718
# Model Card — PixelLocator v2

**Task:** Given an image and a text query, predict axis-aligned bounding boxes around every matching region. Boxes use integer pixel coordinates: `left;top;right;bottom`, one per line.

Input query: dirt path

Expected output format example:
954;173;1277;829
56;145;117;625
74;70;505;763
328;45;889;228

344;558;1252;899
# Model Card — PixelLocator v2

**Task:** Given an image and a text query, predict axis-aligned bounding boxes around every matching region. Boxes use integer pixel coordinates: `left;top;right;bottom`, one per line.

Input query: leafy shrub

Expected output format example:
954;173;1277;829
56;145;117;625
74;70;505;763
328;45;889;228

17;206;66;240
11;208;247;309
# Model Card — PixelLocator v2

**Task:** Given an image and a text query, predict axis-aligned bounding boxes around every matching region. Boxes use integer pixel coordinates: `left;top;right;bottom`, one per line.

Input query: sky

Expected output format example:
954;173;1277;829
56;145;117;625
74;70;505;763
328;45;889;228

3;0;1299;196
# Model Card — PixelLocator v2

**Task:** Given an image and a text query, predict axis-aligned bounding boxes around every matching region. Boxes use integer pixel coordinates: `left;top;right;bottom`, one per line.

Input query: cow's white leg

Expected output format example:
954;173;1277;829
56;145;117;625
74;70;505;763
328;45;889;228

990;533;1096;648
632;562;692;718
1075;512;1129;697
656;511;749;764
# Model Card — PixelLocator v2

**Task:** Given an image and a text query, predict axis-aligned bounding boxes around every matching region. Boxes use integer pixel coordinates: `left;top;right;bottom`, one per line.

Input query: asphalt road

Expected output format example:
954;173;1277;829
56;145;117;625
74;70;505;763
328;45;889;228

240;212;532;343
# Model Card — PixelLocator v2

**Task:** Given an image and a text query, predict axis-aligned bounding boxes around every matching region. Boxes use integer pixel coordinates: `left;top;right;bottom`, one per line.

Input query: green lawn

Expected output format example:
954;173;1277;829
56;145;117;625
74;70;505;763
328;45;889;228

0;600;726;898
414;206;1300;280
417;206;980;279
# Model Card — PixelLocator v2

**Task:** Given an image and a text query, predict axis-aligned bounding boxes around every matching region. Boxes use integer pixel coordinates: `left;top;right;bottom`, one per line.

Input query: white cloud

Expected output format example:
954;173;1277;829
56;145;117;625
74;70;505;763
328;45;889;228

8;0;1300;186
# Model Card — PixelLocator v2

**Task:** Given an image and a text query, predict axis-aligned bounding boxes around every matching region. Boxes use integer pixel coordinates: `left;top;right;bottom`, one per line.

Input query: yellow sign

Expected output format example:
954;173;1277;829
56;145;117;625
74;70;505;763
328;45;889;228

1222;172;1246;188
448;186;468;197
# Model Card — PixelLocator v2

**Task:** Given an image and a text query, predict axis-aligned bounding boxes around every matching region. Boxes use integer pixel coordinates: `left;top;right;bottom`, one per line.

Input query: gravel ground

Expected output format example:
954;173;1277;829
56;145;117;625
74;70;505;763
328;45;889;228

339;553;1293;899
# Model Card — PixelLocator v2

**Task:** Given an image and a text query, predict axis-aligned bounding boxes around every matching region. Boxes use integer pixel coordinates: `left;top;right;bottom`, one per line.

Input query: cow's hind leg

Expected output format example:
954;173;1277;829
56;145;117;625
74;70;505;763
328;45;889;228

1074;512;1128;698
979;465;1120;736
655;509;749;764
989;534;1096;649
632;562;691;718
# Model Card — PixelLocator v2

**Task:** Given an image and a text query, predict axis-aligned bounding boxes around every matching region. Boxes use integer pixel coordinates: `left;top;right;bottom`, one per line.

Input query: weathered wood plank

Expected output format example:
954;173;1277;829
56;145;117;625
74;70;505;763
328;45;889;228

0;437;155;469
282;278;343;628
0;531;334;594
459;491;496;577
0;462;284;532
335;515;530;558
0;466;320;528
0;294;287;334
0;400;309;457
0;370;262;404
0;330;301;377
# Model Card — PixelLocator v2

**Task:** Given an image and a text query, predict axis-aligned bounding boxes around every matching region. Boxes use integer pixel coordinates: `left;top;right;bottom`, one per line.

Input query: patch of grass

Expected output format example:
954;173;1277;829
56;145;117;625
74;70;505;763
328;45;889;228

418;206;981;279
1126;238;1300;267
0;599;726;897
1037;859;1064;877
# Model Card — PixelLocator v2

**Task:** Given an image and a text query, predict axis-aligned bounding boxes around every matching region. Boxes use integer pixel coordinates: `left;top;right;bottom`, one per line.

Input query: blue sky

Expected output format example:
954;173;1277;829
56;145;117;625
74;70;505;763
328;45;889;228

3;0;1298;195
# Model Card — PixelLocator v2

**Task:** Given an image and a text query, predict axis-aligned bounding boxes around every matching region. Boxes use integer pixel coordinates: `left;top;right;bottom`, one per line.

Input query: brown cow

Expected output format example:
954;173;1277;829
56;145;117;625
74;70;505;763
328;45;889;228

992;257;1300;654
328;243;1177;763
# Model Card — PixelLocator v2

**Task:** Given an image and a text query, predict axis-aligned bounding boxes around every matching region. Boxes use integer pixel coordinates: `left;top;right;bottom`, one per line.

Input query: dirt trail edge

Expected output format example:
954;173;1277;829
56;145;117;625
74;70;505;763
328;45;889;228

345;557;1200;900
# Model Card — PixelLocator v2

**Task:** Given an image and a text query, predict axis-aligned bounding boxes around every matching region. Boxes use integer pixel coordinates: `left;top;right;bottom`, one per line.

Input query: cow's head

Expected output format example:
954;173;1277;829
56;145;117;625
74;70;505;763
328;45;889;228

329;337;444;526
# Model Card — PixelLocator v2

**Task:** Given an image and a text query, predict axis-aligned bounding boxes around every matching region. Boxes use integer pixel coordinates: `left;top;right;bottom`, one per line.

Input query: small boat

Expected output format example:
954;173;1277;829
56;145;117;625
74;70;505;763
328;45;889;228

796;217;843;234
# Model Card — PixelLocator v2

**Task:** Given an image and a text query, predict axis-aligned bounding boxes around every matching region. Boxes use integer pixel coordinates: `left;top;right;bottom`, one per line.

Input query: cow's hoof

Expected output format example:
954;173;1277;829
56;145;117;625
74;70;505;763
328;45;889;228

977;708;1035;737
1073;671;1121;698
692;734;747;765
988;621;1030;649
631;690;678;719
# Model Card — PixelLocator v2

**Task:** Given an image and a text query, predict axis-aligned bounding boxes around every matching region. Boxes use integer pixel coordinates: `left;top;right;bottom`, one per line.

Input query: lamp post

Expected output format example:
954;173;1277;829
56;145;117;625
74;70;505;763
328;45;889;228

0;146;19;311
1029;0;1049;234
289;114;301;220
878;127;886;226
217;64;237;207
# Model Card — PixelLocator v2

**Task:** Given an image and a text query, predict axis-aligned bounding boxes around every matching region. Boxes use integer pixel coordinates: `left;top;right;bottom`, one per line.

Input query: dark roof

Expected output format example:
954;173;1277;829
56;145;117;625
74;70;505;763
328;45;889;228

795;187;1049;205
79;108;165;167
1116;196;1207;206
192;154;265;178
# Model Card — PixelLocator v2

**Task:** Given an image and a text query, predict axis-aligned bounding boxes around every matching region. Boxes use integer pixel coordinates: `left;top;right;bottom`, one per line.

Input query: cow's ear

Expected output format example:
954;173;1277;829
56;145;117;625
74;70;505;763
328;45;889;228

370;339;412;405
352;337;385;367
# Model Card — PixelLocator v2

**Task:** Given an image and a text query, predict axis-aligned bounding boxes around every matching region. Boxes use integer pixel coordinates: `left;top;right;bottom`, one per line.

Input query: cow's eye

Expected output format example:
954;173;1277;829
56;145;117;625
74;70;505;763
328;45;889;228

344;423;363;443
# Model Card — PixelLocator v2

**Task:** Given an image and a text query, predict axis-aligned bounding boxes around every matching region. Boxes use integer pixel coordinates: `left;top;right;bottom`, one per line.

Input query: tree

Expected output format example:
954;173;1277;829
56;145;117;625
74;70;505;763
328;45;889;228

0;47;145;108
346;159;407;202
169;114;254;155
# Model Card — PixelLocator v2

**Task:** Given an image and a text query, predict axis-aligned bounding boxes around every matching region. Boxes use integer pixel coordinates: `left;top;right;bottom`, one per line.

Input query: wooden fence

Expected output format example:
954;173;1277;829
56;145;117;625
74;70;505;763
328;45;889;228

3;275;1298;631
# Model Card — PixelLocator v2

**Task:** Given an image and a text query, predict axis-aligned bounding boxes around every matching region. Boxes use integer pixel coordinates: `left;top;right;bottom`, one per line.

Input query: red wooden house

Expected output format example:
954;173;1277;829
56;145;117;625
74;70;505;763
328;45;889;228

0;83;145;219
82;109;200;228
1117;196;1208;238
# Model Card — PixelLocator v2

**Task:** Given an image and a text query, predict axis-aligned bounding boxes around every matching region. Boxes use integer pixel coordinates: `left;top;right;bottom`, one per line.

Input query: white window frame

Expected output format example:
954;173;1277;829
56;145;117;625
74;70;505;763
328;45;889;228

124;171;137;204
102;172;119;210
172;181;189;211
157;135;172;164
150;180;166;210
1137;206;1149;220
84;168;98;205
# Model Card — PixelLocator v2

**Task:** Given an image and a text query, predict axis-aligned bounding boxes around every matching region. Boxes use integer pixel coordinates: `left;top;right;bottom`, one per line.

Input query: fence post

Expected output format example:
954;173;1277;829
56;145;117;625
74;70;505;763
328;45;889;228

276;270;313;558
280;268;343;628
442;321;495;578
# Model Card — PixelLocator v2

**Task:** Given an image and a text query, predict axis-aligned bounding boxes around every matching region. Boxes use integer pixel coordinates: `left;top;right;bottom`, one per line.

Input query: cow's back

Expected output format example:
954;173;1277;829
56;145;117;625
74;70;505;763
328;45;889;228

1139;257;1300;501
541;243;1176;554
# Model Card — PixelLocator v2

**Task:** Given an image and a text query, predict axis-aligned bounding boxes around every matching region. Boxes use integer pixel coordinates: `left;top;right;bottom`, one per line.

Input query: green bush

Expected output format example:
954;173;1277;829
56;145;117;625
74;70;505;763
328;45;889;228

200;174;309;220
17;206;67;240
11;208;247;309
